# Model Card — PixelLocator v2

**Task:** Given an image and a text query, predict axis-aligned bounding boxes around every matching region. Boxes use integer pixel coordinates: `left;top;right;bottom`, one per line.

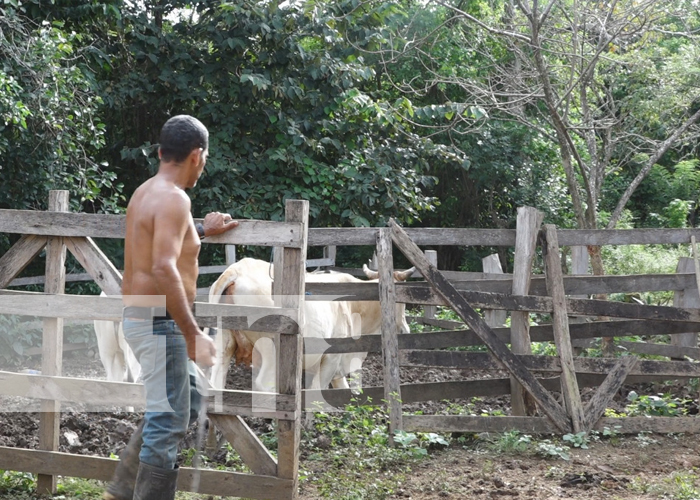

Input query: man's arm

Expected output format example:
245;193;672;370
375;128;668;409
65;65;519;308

150;193;215;365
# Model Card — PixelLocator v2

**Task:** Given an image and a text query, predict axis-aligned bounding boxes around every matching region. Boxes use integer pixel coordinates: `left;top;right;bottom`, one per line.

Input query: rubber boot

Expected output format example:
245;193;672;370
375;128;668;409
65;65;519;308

133;462;179;500
103;420;144;500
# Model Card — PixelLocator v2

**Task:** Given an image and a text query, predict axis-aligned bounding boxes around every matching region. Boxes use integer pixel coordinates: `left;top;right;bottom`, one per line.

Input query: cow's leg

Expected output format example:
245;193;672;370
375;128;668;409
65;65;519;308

206;328;236;453
95;319;127;383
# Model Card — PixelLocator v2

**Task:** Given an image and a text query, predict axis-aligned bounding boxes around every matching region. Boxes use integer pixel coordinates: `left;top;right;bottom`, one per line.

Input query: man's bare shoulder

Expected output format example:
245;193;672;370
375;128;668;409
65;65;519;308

129;178;191;216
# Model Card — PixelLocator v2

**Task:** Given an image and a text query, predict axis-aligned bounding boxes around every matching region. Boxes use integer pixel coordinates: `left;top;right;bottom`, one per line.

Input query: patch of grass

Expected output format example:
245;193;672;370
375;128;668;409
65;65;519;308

485;430;532;454
307;400;443;499
648;471;700;500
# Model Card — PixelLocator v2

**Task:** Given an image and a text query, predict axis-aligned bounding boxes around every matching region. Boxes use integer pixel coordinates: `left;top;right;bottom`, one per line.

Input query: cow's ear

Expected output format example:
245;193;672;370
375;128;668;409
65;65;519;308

393;267;415;281
362;264;379;280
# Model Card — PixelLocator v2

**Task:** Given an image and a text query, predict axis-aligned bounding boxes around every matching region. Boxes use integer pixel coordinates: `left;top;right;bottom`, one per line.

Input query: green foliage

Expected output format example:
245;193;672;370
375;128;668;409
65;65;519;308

80;0;450;229
535;440;570;461
625;391;688;417
486;430;532;454
0;8;123;213
310;400;441;499
0;470;34;495
562;432;590;449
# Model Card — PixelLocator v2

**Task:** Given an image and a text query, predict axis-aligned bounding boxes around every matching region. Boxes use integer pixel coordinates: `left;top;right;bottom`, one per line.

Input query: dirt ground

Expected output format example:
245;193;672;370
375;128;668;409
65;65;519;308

1;351;699;499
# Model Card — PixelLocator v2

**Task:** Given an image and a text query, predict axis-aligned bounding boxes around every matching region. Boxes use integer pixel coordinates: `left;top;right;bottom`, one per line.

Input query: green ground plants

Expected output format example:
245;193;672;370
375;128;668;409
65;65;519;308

307;399;448;499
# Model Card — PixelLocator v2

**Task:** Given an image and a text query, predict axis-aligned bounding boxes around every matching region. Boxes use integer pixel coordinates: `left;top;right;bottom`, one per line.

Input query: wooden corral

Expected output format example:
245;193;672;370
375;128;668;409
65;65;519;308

303;208;700;437
4;195;700;497
0;191;308;499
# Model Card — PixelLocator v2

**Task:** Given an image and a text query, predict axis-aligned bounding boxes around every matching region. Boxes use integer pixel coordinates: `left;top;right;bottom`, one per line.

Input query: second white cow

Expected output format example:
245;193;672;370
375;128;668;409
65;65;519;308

93;292;141;385
207;258;413;393
207;258;358;393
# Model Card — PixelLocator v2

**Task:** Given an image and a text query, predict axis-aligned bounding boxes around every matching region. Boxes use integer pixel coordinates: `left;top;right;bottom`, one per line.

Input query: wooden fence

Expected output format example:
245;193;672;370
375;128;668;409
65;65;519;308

4;197;700;497
303;207;700;436
0;191;308;499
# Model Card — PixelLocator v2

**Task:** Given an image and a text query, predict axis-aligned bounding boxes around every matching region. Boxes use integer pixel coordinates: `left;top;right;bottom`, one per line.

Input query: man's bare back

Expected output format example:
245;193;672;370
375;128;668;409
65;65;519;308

120;117;238;366
122;176;201;307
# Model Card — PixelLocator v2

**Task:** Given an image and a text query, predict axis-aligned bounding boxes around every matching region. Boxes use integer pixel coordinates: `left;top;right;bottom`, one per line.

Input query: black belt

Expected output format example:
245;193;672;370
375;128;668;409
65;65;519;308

123;306;172;321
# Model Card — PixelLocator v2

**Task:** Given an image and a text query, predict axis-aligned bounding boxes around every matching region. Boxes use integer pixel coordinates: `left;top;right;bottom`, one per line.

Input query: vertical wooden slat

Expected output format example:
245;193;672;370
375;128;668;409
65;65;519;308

225;245;237;266
510;207;543;416
37;190;69;495
377;228;403;439
482;254;506;327
323;245;336;268
276;200;308;500
672;257;699;355
542;224;585;433
423;250;438;320
570;246;593;353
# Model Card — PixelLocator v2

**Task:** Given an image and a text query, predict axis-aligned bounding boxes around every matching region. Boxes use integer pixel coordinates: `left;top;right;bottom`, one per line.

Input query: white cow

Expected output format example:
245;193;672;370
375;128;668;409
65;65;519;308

207;258;358;393
207;258;414;392
93;292;141;384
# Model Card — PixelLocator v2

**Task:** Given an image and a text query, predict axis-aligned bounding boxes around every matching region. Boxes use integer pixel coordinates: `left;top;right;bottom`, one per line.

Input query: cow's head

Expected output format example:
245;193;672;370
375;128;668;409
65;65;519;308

362;264;415;333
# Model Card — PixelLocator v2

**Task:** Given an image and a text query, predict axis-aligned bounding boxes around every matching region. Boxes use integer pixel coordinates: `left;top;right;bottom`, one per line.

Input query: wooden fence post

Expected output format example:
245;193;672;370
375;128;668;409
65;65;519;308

542;225;585;433
672;257;699;356
323;245;336;268
570;246;592;353
377;228;403;440
510;207;543;417
482;254;506;327
276;200;308;500
424;250;438;320
37;190;69;495
225;245;236;266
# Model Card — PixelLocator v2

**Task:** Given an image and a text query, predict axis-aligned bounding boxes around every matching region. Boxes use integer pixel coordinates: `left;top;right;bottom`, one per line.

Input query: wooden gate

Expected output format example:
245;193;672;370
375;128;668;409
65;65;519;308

303;213;700;436
0;191;308;499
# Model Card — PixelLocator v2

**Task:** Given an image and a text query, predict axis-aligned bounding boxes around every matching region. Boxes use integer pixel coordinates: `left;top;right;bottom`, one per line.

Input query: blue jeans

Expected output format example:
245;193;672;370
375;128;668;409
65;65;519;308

122;318;202;469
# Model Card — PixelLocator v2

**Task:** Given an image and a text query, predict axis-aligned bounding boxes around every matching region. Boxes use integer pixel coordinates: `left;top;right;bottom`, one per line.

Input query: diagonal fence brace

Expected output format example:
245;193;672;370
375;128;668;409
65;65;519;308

388;219;572;433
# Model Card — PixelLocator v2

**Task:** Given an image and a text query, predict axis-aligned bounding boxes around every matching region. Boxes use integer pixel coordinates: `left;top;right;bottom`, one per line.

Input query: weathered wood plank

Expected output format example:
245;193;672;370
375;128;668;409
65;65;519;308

403;415;700;435
510;207;543;417
398;286;700;323
399;350;700;378
0;370;295;417
0;370;144;406
208;414;277;476
482;254;506;327
616;340;700;360
424;250;438;320
276;200;308;497
38;190;69;495
388;219;571;433
0;292;298;333
305;372;690;409
0;235;48;288
584;357;638;430
672;258;699;354
556;228;700;247
543;224;585;432
307;272;698;302
0;210;303;247
377;228;403;436
308;320;700;354
308;228;516;247
308;227;700;247
64;237;122;295
0;447;293;499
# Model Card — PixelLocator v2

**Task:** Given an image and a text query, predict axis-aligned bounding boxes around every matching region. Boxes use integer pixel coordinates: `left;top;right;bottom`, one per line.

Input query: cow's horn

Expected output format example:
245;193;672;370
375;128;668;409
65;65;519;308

362;264;379;280
394;267;416;281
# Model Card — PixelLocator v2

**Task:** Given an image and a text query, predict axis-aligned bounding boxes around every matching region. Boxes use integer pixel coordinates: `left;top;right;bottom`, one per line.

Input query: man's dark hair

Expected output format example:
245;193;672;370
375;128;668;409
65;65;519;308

159;115;209;163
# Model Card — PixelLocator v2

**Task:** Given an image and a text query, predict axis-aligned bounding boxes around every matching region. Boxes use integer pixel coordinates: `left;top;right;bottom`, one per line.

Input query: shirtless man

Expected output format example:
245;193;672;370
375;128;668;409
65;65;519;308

104;115;238;500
